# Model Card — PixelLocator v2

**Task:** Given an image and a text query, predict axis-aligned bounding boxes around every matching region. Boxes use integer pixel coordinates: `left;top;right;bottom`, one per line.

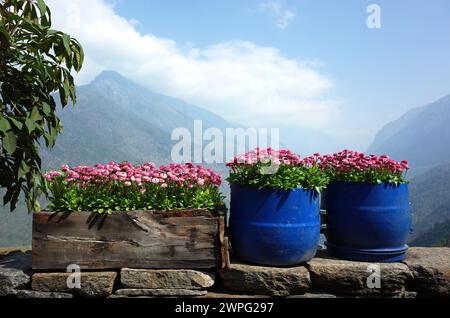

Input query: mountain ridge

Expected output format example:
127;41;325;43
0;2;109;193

367;94;450;173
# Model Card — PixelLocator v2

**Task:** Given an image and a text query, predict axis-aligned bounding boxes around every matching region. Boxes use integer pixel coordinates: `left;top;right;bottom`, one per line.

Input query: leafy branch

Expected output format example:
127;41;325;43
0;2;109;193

0;0;84;211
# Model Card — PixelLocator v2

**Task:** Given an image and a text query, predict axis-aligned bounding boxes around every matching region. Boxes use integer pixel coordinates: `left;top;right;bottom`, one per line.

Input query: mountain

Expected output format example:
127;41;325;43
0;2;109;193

367;94;450;173
408;163;450;245
41;70;237;168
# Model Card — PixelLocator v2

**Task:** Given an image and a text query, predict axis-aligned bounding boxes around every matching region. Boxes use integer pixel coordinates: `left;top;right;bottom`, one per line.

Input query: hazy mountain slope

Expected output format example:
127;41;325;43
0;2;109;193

41;85;171;168
368;94;450;172
408;163;450;245
368;106;425;152
411;219;450;247
90;71;236;133
39;71;240;169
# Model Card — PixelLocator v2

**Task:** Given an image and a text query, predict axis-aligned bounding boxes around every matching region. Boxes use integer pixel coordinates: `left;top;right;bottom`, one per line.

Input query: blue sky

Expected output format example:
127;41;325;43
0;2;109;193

48;0;450;150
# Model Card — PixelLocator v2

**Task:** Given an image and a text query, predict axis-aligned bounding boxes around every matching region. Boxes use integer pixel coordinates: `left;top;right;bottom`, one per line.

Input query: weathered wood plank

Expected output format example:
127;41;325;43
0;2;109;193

32;209;221;270
222;237;231;270
219;216;226;269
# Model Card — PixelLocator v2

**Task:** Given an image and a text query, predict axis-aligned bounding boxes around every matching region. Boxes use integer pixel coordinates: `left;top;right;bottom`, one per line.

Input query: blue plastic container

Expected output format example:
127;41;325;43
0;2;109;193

324;182;411;262
229;183;320;266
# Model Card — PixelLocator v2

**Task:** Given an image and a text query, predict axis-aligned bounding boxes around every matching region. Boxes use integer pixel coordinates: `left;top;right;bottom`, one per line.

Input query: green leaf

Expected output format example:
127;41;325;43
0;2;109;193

62;34;71;55
36;0;47;17
33;200;41;212
8;117;23;130
30;107;42;121
2;131;17;154
26;197;33;213
71;41;84;72
0;117;11;133
44;125;58;147
18;161;30;179
25;117;36;133
42;102;51;115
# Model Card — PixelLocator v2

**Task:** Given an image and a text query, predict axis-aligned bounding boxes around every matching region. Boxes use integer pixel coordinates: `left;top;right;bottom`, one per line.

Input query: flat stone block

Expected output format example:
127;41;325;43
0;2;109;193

220;261;310;296
32;271;117;298
121;268;214;289
307;251;413;295
403;247;450;297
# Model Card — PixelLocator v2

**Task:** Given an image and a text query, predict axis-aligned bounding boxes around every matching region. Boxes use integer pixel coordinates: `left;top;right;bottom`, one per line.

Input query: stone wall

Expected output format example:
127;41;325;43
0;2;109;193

1;247;449;298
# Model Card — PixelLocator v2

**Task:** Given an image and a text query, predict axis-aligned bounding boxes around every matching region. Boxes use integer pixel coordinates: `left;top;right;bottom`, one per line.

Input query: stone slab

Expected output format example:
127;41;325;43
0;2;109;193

307;251;413;295
220;261;310;296
32;271;117;298
403;247;450;297
121;268;214;290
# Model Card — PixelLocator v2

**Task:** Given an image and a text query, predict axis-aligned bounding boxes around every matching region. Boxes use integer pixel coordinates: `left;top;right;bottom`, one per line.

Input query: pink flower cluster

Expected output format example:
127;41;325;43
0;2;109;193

317;149;409;173
43;161;222;188
225;148;409;175
226;148;302;167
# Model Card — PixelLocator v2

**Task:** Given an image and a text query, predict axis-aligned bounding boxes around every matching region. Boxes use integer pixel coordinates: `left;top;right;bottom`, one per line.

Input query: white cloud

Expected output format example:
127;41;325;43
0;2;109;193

128;18;141;27
46;0;338;128
258;0;297;30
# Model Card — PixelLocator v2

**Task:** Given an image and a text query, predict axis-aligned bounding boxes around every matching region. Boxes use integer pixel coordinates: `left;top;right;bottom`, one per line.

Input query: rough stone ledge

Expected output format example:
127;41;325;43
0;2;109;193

306;250;413;296
1;247;449;298
31;271;118;298
120;268;215;290
0;252;32;297
219;261;310;297
402;247;450;297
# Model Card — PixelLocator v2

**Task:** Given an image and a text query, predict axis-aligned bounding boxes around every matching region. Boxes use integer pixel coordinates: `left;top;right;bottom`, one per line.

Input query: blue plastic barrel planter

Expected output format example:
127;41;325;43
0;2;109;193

324;182;412;262
229;183;321;266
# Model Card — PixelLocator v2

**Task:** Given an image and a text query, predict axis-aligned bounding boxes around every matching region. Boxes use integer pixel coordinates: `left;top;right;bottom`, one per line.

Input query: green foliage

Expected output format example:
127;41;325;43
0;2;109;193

227;163;329;192
43;177;226;216
0;0;83;211
325;168;408;186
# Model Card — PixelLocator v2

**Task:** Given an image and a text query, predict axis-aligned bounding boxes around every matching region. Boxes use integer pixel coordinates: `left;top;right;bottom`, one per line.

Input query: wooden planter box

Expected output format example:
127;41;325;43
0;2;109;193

32;209;225;270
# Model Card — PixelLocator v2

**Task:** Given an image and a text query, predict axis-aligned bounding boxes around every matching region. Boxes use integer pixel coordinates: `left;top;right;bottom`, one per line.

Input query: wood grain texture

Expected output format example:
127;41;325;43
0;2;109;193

218;216;226;269
32;209;220;270
222;237;231;270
